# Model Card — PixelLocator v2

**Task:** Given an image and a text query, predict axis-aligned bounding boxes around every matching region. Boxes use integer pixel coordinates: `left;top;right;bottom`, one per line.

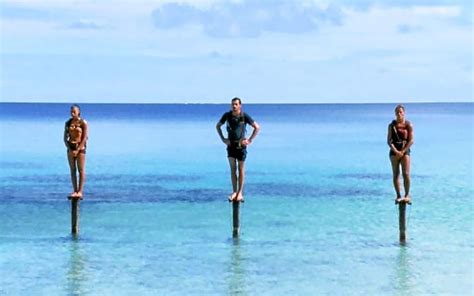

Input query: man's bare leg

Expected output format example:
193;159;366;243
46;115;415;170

228;157;238;201
235;160;245;202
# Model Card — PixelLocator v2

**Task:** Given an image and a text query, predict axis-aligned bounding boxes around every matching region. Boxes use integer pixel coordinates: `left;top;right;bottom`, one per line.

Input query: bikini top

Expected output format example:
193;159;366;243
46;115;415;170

66;118;85;138
390;120;409;142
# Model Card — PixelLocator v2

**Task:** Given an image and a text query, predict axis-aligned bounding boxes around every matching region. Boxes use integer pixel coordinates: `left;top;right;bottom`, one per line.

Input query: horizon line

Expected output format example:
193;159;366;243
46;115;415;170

1;100;472;105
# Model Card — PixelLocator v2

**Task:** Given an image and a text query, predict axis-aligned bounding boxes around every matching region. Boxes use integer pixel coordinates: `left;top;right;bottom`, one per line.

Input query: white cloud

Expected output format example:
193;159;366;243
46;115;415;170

1;1;471;102
412;5;461;17
65;19;108;30
150;1;343;38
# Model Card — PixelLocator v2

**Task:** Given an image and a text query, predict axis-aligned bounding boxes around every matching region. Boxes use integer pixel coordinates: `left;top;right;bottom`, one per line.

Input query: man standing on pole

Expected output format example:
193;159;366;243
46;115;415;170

216;97;260;202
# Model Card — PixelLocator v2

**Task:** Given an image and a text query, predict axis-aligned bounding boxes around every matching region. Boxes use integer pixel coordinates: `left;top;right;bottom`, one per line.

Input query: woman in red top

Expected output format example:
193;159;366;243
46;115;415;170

387;104;414;204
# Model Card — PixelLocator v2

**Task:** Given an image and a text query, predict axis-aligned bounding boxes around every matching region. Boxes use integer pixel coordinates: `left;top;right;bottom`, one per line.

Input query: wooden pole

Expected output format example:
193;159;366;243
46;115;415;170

71;199;80;235
399;202;407;242
232;201;240;237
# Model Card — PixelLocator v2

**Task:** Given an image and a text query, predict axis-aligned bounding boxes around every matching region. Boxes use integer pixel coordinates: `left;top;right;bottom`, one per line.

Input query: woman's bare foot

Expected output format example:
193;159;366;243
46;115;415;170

68;192;78;200
403;195;412;204
395;196;403;204
228;192;237;202
75;192;83;200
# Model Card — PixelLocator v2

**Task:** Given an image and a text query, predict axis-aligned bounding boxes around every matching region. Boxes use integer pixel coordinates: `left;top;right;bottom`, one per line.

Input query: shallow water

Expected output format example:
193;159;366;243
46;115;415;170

1;103;473;295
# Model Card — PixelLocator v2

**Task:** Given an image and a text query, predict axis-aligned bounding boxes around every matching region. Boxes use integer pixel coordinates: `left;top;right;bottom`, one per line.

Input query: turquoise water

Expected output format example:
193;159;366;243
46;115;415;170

0;103;473;295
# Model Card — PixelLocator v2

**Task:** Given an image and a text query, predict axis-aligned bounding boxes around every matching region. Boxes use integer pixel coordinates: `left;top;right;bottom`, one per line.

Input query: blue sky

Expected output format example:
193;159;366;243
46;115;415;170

0;0;472;103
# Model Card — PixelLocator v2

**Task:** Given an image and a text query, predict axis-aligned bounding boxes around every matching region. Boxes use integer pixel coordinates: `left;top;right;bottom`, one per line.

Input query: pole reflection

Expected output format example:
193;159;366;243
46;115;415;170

66;237;88;296
228;238;247;296
394;245;414;296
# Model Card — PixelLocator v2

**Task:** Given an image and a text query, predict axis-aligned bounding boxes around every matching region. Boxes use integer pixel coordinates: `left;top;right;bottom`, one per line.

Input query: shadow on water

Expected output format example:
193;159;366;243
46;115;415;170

228;238;247;296
66;236;89;296
394;245;415;296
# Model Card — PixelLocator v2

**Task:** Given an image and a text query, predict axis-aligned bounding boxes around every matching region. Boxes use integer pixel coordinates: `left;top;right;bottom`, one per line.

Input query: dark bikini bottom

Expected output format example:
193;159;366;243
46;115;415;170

389;149;410;157
68;142;86;154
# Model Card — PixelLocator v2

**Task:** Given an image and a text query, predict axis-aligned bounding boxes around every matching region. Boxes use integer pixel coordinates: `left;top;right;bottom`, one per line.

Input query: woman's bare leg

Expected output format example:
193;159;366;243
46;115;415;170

390;155;402;202
67;151;78;197
400;155;411;202
76;153;86;198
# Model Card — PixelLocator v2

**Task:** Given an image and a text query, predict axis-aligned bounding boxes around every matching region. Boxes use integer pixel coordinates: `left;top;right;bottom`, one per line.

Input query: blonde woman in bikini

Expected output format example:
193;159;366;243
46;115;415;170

64;104;88;199
387;104;414;204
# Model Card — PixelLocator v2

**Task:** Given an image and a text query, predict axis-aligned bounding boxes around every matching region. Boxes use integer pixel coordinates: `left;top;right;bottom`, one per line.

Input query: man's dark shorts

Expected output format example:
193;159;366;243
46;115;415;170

227;145;247;161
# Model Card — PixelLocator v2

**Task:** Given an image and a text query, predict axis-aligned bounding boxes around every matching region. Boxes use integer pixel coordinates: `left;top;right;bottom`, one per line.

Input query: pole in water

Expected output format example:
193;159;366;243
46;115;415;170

398;202;407;242
232;201;240;237
71;198;80;236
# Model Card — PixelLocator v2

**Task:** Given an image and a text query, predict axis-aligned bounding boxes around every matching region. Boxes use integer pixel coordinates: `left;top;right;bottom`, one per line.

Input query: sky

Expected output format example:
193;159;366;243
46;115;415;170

0;0;472;104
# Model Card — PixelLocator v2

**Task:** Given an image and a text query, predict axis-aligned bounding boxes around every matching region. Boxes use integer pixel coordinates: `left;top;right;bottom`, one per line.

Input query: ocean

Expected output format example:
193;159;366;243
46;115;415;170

0;103;473;295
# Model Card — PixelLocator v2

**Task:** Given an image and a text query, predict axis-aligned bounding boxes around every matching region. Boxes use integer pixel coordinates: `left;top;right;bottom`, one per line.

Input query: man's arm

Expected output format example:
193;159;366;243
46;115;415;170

243;121;260;146
216;121;230;145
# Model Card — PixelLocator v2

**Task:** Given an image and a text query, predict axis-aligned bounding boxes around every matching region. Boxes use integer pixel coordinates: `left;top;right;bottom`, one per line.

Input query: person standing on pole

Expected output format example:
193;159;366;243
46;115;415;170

216;97;260;202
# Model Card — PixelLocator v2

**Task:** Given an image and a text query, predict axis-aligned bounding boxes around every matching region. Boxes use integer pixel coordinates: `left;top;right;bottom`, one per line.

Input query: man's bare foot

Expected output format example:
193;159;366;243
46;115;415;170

228;192;237;202
235;193;244;203
395;196;403;204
